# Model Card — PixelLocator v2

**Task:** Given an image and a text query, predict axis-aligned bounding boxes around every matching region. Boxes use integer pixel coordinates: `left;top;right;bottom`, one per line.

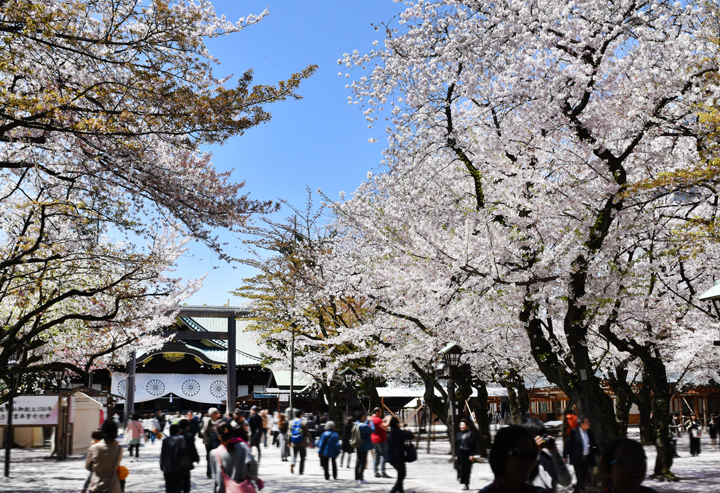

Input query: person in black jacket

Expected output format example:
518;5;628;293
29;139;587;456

178;419;200;493
566;416;599;493
341;416;355;468
387;416;414;493
454;419;476;490
248;406;263;464
160;424;189;493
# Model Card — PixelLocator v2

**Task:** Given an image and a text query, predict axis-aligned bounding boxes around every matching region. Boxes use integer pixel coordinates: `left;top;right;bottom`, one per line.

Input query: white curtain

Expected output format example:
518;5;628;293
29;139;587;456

111;373;227;404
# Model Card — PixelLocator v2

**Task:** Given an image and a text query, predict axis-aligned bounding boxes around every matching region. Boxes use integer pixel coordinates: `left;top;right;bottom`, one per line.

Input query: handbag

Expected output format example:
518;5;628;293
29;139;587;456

214;447;257;493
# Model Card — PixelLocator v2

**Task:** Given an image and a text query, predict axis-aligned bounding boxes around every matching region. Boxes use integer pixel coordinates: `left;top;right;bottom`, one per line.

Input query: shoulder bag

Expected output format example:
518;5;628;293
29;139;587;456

214;446;257;493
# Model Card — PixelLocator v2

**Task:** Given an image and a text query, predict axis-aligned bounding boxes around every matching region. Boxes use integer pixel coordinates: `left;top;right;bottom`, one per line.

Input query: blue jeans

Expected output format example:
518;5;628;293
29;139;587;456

373;441;387;474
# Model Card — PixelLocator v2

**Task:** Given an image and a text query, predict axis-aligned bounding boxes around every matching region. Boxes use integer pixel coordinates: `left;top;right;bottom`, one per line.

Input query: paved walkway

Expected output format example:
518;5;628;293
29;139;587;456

1;432;719;492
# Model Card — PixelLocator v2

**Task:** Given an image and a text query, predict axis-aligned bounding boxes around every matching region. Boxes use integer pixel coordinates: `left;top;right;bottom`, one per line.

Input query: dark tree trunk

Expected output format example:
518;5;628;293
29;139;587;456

638;372;654;446
614;386;632;436
329;382;343;424
472;379;492;457
505;383;521;425
599;328;678;479
411;361;449;427
523;298;620;448
645;357;676;479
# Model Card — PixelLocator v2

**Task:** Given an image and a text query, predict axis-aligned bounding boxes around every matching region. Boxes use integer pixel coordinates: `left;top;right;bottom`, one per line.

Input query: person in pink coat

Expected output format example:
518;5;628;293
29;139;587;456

125;413;145;461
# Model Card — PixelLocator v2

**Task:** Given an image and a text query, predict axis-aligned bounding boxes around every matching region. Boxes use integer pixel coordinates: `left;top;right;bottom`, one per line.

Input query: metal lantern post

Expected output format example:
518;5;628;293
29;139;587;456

699;280;720;346
4;350;21;477
439;343;463;460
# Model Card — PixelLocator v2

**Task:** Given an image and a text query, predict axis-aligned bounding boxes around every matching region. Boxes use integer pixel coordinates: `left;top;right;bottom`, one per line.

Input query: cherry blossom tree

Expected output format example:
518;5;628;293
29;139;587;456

332;0;720;478
0;178;202;396
234;192;380;421
0;0;315;394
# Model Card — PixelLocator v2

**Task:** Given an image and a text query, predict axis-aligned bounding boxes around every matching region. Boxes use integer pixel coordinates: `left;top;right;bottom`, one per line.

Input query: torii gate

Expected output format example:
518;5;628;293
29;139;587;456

125;306;245;416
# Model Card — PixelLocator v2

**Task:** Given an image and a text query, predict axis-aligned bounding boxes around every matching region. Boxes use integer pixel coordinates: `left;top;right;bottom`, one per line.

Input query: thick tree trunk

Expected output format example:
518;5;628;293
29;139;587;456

411;361;449;427
645;358;677;480
614;387;632;436
600;330;678;479
505;383;521;424
523;298;620;448
329;383;343;424
472;379;492;457
638;372;654;446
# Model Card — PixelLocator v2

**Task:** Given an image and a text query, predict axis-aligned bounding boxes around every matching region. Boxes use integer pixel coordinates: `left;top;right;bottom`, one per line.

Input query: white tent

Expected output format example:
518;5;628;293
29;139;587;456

72;392;103;454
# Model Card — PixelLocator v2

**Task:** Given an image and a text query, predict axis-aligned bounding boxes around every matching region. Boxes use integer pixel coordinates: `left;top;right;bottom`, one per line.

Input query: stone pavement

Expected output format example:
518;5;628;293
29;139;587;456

1;431;719;492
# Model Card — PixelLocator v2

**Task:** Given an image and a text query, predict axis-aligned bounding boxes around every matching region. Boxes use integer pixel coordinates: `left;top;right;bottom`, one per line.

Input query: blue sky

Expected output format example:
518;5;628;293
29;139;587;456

176;1;405;305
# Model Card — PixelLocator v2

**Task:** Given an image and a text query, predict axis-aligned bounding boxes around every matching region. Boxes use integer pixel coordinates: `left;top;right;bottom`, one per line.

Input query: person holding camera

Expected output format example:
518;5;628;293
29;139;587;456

522;418;572;493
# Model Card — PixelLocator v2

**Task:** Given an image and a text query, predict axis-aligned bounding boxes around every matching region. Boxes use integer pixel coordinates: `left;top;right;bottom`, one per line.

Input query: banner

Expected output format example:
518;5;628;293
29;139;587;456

111;373;227;404
0;395;69;426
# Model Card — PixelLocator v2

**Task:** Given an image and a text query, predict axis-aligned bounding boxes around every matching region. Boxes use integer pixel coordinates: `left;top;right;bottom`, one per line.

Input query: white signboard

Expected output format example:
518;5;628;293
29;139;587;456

111;373;227;404
0;395;63;426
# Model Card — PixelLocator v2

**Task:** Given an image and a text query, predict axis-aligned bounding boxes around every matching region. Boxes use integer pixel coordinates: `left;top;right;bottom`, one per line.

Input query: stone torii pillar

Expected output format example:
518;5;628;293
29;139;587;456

175;306;243;416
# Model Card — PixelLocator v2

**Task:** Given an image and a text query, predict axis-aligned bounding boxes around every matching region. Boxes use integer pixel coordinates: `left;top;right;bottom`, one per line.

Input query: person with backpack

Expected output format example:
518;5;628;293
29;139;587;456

317;420;341;480
341;416;355;468
387;417;415;493
288;410;311;474
351;411;375;485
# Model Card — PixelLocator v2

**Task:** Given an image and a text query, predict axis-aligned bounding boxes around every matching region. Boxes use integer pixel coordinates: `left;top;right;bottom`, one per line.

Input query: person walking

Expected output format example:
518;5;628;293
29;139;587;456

387;417;414;493
562;409;578;460
125;413;145;461
371;407;392;478
684;413;702;456
211;422;259;493
566;416;599;493
178;419;200;493
248;405;263;464
353;411;375;485
341;416;355;468
708;414;717;450
454;419;477;490
186;412;200;438
271;411;281;447
668;413;681;458
479;425;546;493
262;409;270;448
317;420;341;480
277;413;290;462
599;437;657;493
82;431;106;493
201;407;223;479
86;420;123;493
160;424;189;493
521;418;571;493
288;410;311;474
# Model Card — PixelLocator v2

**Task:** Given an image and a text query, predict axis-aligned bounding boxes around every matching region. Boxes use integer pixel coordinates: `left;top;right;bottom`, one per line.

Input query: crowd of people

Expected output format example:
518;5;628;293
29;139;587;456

79;406;671;493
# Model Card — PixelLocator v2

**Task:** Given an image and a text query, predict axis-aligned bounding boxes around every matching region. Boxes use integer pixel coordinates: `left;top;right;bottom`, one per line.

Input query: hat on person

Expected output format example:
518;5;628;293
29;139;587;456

208;407;220;415
251;405;258;411
233;408;244;415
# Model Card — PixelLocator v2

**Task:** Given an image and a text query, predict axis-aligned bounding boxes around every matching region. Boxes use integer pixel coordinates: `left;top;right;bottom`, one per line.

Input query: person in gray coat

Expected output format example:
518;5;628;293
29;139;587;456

160;424;189;493
210;422;259;493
